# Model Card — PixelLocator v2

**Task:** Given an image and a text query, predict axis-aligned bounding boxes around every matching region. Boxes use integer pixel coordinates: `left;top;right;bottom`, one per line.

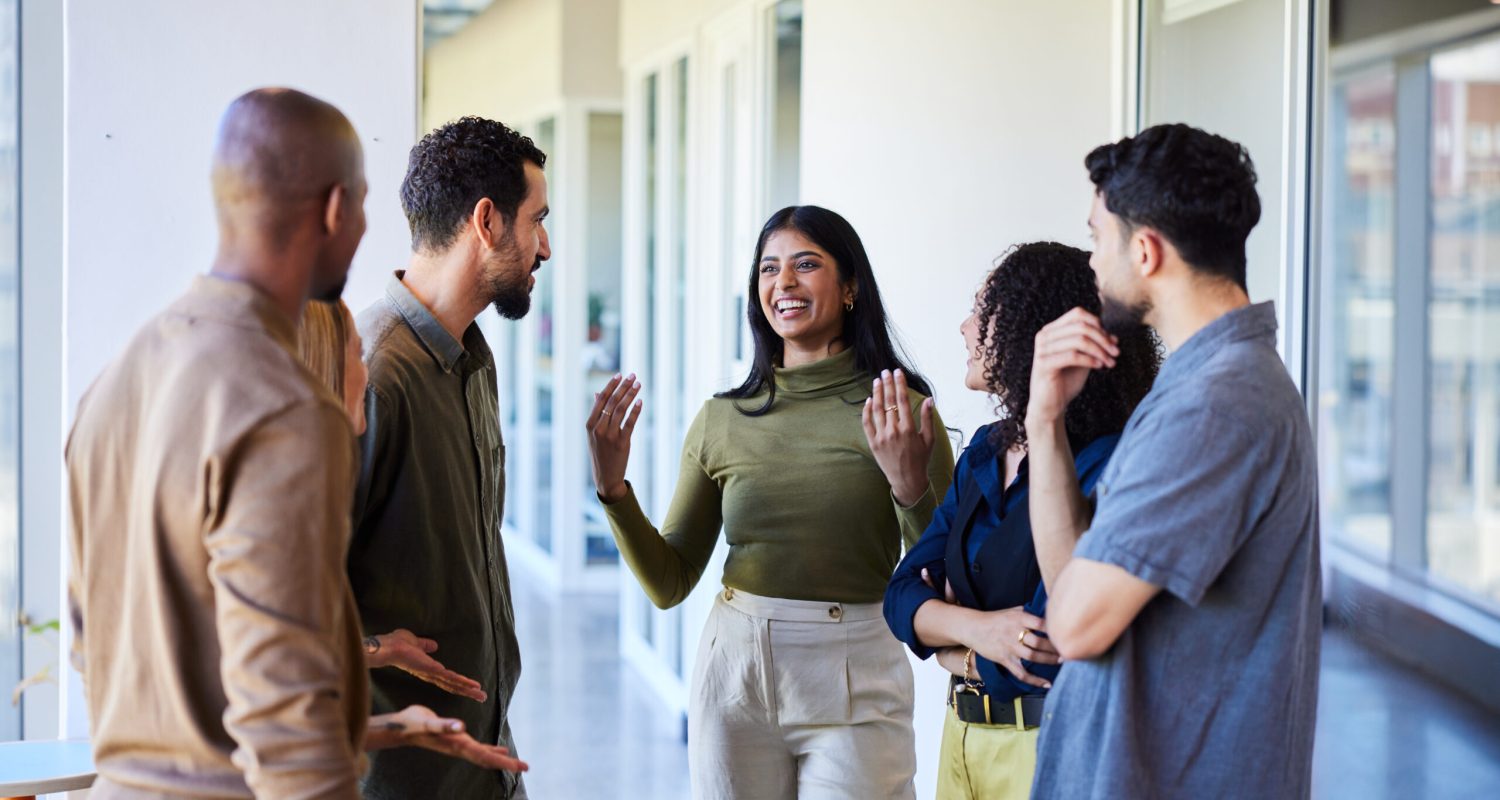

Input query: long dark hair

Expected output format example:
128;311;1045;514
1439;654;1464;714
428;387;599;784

975;242;1162;451
717;205;931;415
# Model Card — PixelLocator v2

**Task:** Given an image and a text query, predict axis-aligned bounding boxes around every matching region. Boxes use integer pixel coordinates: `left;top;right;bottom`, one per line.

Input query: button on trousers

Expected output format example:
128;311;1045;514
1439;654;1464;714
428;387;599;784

689;587;917;800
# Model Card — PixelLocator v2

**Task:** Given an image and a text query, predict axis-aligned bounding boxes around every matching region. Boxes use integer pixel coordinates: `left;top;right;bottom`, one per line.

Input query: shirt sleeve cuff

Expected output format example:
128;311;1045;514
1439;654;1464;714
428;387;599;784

892;483;937;518
888;582;943;660
1075;531;1209;607
599;482;651;537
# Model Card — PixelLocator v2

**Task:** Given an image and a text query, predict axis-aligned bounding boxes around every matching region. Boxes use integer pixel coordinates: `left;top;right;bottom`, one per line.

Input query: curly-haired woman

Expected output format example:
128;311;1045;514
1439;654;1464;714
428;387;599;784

880;242;1161;799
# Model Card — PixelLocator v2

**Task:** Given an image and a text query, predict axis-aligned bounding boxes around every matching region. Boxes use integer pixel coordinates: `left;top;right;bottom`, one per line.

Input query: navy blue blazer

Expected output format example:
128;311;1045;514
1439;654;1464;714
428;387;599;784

884;424;1118;702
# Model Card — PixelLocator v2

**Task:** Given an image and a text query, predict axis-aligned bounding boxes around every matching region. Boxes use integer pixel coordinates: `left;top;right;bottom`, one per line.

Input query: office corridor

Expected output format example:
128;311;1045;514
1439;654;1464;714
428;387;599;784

506;567;1500;799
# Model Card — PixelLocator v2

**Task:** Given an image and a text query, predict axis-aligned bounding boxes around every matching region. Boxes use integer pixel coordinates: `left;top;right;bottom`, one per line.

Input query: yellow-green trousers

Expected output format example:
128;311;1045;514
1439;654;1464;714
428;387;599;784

935;704;1039;800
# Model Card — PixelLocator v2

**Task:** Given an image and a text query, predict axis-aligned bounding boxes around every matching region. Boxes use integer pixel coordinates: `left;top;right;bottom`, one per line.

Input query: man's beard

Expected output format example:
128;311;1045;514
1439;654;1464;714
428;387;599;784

1100;292;1151;337
316;274;348;303
488;259;537;320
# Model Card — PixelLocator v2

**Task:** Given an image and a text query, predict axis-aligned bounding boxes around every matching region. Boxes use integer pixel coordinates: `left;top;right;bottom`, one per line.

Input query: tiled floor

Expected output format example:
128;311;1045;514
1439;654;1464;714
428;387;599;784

507;576;690;800
507;571;1500;799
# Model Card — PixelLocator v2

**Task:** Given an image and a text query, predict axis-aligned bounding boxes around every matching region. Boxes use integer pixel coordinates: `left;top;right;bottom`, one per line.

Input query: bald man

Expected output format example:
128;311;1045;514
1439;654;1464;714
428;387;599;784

66;88;371;799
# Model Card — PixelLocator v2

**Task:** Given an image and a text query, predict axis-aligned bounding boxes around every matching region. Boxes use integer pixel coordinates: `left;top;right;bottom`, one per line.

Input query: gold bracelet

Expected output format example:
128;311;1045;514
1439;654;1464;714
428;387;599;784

963;647;975;683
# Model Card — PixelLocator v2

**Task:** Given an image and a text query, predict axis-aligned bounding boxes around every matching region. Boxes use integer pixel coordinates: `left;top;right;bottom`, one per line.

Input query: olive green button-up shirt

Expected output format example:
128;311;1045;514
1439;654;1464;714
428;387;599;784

67;275;368;799
352;272;524;800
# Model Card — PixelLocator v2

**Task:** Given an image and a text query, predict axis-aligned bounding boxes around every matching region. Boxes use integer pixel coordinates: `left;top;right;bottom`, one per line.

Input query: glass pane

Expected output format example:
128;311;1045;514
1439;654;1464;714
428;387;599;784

641;75;659;518
638;74;660;645
1320;70;1396;559
532;117;557;554
673;57;690;446
722;63;746;363
499;315;521;531
672;57;689;677
0;0;18;742
1429;38;1500;605
583;111;623;566
768;1;801;211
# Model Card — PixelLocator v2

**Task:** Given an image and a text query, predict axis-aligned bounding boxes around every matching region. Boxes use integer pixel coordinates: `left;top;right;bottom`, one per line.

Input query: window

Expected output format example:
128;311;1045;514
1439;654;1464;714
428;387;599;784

1429;37;1500;607
0;0;18;741
581;111;624;566
530;117;557;555
1321;69;1397;559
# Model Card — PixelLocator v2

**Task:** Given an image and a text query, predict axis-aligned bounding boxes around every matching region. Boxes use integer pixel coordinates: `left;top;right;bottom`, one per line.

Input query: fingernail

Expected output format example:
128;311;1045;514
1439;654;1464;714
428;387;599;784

449;721;464;732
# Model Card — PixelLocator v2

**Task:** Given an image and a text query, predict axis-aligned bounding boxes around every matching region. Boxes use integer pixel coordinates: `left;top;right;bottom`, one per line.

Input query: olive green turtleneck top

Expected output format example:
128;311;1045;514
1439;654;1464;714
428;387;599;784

603;349;956;608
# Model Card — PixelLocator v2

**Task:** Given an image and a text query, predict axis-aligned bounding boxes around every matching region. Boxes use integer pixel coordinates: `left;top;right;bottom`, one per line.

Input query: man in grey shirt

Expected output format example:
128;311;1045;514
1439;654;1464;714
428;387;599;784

352;117;550;799
1024;123;1320;798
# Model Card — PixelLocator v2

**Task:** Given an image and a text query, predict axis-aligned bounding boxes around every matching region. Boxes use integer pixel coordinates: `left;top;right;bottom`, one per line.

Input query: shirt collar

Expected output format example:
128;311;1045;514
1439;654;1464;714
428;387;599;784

1153;301;1278;392
386;270;468;374
189;273;300;358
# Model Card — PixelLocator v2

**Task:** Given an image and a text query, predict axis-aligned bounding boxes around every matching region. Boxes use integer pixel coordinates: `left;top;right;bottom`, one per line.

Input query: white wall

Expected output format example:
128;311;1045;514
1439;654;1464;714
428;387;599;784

60;0;420;736
424;0;562;130
800;1;1117;793
1143;0;1288;317
802;0;1116;443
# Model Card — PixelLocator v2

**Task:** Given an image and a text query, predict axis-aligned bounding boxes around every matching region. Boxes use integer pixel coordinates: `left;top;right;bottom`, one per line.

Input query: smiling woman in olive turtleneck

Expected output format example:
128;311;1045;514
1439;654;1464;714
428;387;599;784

587;205;953;800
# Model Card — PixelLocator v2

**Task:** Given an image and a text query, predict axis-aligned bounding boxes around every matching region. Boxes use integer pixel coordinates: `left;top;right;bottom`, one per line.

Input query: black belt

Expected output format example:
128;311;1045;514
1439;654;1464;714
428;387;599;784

947;680;1047;728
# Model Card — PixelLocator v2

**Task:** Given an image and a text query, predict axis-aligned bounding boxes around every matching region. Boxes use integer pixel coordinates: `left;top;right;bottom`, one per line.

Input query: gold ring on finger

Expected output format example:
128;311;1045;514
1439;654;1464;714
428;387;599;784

1017;629;1029;645
884;405;899;413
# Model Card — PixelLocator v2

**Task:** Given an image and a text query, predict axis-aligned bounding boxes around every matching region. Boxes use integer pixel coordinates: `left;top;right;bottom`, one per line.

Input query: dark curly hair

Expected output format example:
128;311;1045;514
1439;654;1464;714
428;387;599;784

718;206;931;415
976;242;1162;452
400;116;547;253
1086;123;1260;289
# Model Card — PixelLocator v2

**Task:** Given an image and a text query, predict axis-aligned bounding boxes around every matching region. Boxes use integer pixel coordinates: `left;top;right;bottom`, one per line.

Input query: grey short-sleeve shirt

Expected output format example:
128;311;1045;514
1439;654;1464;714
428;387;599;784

1032;302;1322;800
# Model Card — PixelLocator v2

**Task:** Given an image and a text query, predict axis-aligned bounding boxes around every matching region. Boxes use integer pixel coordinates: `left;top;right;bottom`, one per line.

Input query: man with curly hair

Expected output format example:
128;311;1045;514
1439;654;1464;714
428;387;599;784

1026;124;1321;799
351;116;550;799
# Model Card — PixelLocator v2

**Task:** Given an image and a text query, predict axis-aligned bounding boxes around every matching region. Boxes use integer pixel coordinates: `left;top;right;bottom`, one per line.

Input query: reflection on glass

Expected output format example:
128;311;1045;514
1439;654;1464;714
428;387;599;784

1320;70;1396;559
583;112;623;566
532;117;557;554
1429;39;1500;605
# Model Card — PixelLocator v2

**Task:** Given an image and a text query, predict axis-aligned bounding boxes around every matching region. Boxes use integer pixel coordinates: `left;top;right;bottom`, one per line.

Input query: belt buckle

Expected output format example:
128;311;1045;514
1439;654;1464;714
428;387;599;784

951;681;991;725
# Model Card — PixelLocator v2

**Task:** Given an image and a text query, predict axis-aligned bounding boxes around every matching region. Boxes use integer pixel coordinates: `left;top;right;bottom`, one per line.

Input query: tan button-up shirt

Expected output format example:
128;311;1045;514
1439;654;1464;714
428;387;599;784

66;275;368;799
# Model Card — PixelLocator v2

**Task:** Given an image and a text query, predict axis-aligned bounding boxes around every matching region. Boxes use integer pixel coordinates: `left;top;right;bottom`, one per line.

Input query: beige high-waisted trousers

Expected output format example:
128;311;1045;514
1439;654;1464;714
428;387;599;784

689;587;917;800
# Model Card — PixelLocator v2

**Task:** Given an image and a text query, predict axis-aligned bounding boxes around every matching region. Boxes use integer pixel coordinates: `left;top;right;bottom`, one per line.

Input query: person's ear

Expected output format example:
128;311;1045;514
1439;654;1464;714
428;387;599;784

1136;228;1166;279
322;183;347;235
844;279;859;309
472;197;498;249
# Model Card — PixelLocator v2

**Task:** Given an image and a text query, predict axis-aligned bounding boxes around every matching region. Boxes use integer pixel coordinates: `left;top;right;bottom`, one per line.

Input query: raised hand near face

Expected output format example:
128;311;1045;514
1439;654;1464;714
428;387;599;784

862;369;936;507
586;373;644;504
1027;307;1119;426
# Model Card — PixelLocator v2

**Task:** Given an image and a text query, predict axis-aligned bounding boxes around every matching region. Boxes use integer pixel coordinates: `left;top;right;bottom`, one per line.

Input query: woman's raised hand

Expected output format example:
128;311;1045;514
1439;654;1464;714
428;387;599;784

862;369;936;507
587;373;644;504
